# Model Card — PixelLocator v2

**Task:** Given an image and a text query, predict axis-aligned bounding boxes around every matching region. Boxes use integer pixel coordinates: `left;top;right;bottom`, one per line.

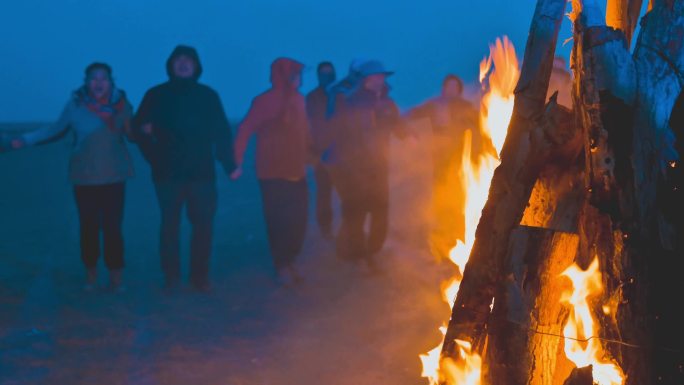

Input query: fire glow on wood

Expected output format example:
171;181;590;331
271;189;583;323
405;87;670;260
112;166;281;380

560;258;625;385
419;36;520;385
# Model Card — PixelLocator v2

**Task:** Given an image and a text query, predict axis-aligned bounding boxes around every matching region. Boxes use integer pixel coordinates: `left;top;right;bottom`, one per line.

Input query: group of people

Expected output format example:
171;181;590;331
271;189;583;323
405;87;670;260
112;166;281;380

0;44;480;293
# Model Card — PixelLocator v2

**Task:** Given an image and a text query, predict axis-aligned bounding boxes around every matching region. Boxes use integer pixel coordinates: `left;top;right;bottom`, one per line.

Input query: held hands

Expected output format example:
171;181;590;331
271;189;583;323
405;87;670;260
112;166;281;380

1;134;26;152
230;165;243;180
11;138;26;149
141;123;153;135
405;132;420;147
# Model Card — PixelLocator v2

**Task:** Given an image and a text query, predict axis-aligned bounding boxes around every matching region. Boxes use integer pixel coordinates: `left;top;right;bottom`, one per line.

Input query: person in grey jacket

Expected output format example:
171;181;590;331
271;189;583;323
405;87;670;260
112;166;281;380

11;62;134;292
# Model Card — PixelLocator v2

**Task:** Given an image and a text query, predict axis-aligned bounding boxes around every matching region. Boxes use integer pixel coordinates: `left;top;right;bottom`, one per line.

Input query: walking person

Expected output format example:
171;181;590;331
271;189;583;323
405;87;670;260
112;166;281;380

306;61;337;239
132;45;235;293
406;74;480;262
321;60;407;272
9;62;134;291
232;57;312;285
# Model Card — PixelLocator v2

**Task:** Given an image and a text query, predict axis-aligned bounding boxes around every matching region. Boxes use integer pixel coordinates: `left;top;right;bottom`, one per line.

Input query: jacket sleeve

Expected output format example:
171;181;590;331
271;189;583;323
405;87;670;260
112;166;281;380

300;98;317;165
131;89;158;165
406;100;433;121
383;100;408;140
122;100;134;141
22;101;72;145
234;97;266;168
314;93;345;156
210;91;236;174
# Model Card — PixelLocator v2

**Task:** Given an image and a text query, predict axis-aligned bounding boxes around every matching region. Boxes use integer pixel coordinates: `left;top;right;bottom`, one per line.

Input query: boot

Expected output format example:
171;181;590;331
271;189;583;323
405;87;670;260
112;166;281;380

84;268;97;292
109;269;125;293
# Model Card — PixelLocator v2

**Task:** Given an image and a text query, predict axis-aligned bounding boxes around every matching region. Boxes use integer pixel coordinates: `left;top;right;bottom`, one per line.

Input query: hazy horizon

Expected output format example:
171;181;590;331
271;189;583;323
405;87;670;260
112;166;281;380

1;0;577;123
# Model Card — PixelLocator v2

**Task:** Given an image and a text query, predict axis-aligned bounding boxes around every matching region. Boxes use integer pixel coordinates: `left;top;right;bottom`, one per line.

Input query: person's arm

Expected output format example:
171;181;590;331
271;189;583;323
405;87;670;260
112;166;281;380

300;98;317;166
20;101;72;146
209;91;236;175
383;100;409;140
232;96;268;179
314;93;345;156
131;89;158;164
122;100;134;141
405;100;433;121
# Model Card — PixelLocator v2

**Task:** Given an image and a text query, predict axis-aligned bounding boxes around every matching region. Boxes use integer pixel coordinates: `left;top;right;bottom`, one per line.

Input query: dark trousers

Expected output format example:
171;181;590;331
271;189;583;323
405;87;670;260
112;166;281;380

314;164;334;235
73;182;126;270
330;166;389;260
154;181;217;285
259;179;309;271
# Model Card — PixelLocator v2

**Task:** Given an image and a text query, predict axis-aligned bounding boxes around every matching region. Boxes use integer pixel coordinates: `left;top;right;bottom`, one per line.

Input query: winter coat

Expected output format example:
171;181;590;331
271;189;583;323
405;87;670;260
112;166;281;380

234;58;312;180
305;86;330;158
321;86;405;173
132;45;235;182
408;96;481;159
21;88;134;185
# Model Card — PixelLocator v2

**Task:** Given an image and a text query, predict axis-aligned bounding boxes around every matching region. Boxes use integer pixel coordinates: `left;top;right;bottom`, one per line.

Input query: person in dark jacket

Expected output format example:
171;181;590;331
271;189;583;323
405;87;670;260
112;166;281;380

406;74;480;261
306;61;337;239
9;62;134;291
133;45;235;292
325;58;366;118
232;58;312;285
321;60;406;271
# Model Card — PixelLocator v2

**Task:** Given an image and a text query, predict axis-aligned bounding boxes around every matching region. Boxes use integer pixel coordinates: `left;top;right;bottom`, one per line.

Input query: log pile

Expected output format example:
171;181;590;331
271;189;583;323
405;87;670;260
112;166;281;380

438;0;684;384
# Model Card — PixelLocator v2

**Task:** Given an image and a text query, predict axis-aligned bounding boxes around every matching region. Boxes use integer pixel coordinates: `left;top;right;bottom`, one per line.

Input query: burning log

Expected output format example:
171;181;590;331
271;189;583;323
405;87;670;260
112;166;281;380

606;0;644;47
432;0;684;384
440;0;570;363
487;226;579;385
615;1;684;383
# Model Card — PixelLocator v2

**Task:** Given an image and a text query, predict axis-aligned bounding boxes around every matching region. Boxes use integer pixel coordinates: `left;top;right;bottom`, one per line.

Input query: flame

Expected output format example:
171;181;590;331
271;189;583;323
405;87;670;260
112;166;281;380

560;257;625;385
568;0;583;23
479;36;519;155
420;36;520;385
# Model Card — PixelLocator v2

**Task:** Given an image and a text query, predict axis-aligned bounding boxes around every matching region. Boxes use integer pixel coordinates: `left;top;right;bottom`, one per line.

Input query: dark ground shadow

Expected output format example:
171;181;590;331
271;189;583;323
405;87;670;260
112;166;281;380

0;121;454;385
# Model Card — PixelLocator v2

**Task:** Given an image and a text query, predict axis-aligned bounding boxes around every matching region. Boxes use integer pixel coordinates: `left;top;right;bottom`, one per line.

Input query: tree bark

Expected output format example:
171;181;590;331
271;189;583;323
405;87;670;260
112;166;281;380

441;0;570;363
621;1;684;383
562;366;593;385
606;0;644;47
486;226;579;385
520;164;585;233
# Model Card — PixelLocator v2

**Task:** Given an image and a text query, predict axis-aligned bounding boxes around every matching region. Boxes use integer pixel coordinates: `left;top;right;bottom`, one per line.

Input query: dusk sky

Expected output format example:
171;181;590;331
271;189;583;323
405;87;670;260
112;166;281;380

0;0;577;122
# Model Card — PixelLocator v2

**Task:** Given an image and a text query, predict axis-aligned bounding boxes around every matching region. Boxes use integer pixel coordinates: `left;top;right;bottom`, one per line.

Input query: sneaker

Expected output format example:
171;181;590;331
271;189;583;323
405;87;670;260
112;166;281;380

163;277;181;295
191;280;212;294
83;268;97;292
275;269;295;286
287;266;304;284
361;258;381;276
109;269;126;293
320;227;334;241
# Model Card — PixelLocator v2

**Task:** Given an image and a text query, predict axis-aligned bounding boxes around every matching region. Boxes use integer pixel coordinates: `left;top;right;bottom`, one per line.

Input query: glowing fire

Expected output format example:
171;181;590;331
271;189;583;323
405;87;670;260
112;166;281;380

560;257;625;385
479;35;520;155
419;36;520;385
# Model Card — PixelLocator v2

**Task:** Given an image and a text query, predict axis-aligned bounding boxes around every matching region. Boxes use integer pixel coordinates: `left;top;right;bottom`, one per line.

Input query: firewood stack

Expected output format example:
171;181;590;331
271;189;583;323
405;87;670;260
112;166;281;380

438;0;684;384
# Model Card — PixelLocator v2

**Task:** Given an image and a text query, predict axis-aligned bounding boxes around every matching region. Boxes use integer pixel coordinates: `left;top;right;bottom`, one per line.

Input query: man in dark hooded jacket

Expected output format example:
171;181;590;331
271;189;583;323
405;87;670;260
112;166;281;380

133;45;235;292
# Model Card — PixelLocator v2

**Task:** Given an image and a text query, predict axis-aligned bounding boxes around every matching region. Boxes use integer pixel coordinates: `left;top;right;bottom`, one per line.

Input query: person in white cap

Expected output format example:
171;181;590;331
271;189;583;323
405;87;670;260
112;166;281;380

320;60;407;272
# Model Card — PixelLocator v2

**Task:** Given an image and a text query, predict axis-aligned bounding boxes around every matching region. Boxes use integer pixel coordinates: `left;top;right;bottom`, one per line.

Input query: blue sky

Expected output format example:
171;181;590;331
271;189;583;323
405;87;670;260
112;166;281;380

0;0;577;122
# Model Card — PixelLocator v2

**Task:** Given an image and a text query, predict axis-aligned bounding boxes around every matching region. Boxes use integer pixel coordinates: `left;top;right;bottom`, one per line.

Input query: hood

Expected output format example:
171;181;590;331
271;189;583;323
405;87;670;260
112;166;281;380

270;57;304;90
166;45;203;81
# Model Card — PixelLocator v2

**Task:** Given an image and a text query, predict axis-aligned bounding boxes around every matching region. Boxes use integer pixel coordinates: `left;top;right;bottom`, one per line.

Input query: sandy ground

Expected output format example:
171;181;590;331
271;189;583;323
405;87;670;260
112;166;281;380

0;122;456;385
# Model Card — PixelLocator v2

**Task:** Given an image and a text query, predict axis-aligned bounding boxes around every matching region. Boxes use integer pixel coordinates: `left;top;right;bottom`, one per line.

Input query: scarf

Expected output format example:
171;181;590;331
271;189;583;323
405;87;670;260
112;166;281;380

75;86;127;132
